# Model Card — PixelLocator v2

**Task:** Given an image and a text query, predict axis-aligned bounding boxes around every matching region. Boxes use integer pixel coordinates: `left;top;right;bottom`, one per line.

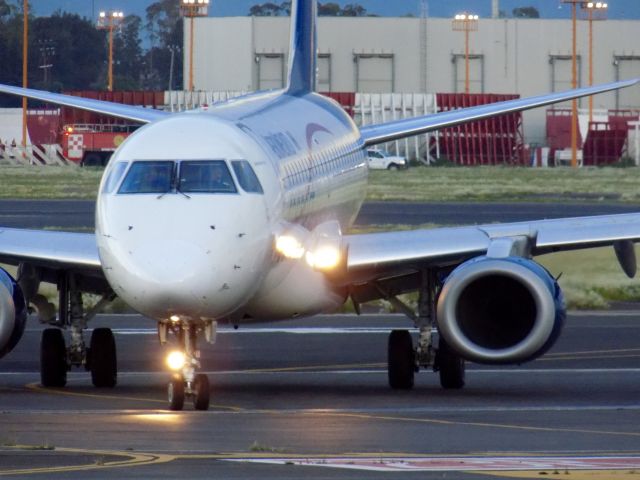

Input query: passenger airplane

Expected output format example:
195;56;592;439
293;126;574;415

0;0;639;411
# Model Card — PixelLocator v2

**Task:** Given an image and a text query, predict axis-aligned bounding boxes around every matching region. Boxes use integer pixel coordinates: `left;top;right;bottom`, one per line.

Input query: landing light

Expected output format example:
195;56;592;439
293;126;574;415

305;246;341;271
170;314;180;323
167;351;186;370
275;235;305;259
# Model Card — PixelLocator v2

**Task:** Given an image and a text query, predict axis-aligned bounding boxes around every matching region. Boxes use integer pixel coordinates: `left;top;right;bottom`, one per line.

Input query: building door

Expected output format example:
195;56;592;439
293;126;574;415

614;56;640;109
355;54;394;93
257;53;285;90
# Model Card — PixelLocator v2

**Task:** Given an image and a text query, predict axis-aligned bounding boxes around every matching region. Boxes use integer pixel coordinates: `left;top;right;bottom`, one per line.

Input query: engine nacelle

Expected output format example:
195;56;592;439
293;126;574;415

0;268;28;359
436;256;565;364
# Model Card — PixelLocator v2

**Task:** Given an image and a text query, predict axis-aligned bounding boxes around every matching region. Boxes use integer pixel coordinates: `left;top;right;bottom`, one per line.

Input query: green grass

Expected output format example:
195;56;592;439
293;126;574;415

367;166;640;203
0;165;102;199
1;165;639;310
2;165;640;203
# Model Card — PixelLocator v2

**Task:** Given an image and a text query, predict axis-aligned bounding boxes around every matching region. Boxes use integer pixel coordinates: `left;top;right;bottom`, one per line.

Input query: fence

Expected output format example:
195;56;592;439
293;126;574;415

353;93;440;164
0;144;72;166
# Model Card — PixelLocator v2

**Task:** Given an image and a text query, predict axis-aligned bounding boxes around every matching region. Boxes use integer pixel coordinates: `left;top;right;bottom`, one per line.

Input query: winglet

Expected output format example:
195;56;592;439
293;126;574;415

285;0;317;95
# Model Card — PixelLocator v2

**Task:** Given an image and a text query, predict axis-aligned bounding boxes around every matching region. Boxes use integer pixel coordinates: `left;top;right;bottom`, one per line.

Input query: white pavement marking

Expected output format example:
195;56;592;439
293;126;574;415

227;455;640;472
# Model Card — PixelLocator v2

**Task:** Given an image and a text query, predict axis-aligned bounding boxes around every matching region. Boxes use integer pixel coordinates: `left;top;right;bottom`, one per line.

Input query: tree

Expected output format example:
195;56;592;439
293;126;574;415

144;0;183;89
249;2;290;16
30;13;105;91
113;15;144;90
249;2;368;17
512;6;540;18
318;2;341;16
340;4;367;17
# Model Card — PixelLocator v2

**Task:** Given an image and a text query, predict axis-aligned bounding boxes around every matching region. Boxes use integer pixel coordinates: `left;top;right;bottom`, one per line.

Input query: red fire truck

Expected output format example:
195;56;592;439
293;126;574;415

60;123;140;166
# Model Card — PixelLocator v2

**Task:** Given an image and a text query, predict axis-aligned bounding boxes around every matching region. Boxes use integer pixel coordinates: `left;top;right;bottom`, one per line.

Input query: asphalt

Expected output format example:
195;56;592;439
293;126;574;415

1;313;640;479
0;199;639;230
2;200;640;478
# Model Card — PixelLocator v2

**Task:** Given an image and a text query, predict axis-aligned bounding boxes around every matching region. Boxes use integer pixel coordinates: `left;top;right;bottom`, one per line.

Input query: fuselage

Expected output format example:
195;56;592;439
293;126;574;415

95;90;368;324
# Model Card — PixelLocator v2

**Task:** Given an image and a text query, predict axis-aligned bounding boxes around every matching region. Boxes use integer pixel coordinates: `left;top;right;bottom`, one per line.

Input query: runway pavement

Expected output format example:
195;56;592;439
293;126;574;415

1;312;640;479
1;199;638;230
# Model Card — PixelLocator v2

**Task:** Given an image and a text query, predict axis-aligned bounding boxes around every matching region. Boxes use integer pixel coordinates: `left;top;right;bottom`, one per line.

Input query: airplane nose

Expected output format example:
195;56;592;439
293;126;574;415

99;194;271;321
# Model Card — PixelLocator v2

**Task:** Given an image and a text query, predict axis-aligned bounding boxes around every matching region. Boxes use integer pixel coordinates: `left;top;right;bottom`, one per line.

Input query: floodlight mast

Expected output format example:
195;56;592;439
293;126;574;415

180;0;210;92
97;11;125;92
452;13;479;94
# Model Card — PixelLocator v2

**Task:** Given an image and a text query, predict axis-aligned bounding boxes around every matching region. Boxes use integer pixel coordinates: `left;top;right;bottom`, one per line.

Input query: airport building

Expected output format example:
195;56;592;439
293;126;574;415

185;16;640;155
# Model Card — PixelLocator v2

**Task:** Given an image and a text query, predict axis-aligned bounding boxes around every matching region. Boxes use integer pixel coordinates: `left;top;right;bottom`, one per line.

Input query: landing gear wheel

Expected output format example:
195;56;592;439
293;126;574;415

40;328;67;387
388;330;415;390
193;374;210;411
89;328;117;388
436;339;465;389
168;378;185;411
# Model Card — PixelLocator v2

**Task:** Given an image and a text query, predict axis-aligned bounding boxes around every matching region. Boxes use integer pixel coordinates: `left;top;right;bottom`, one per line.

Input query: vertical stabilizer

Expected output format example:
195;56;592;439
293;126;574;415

286;0;317;95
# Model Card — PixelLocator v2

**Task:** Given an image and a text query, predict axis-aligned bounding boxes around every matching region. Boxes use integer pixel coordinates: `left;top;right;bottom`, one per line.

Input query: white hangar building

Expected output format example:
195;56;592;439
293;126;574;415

184;15;640;148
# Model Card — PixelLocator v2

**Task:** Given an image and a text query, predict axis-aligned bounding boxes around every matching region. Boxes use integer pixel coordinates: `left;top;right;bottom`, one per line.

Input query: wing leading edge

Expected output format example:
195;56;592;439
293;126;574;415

360;79;639;146
345;213;640;281
0;84;169;124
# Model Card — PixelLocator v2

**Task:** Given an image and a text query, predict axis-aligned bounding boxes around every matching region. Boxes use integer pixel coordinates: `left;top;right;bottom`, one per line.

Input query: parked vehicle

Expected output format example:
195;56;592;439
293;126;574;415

366;149;407;170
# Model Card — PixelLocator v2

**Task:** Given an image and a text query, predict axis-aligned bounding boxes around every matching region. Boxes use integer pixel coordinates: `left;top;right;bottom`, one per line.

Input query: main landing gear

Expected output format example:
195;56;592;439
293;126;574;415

380;270;465;391
37;272;116;388
158;320;216;411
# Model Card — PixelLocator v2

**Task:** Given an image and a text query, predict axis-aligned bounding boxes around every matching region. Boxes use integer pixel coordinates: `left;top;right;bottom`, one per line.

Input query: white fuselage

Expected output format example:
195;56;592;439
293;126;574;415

95;91;368;324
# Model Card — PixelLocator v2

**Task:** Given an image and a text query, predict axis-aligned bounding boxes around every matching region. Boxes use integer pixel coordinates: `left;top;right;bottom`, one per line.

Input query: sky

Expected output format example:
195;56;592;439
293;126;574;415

27;0;640;20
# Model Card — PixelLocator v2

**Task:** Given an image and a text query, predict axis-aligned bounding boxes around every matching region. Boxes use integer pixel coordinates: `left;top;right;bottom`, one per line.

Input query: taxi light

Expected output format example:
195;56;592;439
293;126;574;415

166;351;186;370
170;314;180;323
275;235;305;259
66;126;74;134
305;246;341;271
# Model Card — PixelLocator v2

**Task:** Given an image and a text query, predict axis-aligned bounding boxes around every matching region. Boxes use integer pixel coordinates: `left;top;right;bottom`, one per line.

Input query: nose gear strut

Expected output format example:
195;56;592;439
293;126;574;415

159;320;214;411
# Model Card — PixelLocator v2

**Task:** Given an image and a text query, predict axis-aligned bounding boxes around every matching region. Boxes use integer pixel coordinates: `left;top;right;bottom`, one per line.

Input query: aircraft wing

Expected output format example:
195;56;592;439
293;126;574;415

0;84;169;124
360;79;639;146
345;213;640;283
0;227;100;270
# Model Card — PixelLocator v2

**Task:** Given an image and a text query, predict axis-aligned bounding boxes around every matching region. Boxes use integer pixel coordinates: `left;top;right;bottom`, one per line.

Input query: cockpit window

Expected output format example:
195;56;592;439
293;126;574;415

178;161;237;194
102;161;128;194
118;161;174;194
231;160;264;194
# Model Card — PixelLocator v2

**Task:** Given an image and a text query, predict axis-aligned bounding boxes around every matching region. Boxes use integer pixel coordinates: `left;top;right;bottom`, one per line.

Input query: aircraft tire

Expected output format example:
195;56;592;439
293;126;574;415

40;328;67;387
436;339;465;389
193;374;210;411
387;330;415;390
168;378;185;411
90;328;117;388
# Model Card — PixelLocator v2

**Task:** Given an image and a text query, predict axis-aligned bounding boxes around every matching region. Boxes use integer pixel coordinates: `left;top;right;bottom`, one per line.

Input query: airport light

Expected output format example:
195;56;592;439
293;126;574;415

561;0;584;168
583;1;608;123
452;13;479;94
97;10;125;92
180;0;210;92
22;0;28;153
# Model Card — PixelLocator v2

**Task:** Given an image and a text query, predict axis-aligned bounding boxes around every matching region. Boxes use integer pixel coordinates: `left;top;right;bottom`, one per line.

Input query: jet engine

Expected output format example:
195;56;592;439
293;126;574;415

0;268;28;359
436;256;565;364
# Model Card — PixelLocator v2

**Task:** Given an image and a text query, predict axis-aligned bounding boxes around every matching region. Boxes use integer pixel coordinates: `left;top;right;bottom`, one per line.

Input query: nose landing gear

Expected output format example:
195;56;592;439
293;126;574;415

160;320;214;411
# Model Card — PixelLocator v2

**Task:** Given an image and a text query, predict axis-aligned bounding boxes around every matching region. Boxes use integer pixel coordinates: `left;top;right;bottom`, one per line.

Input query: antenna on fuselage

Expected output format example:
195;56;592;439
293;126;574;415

285;0;317;95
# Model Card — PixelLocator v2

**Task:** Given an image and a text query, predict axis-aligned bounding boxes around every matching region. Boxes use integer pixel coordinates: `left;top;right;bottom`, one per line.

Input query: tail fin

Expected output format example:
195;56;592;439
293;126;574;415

285;0;317;95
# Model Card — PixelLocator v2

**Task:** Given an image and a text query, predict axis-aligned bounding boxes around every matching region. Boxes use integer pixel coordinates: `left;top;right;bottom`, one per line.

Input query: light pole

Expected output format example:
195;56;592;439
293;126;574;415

561;0;582;168
452;13;479;94
97;10;124;92
180;0;210;92
583;2;608;123
22;0;28;152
